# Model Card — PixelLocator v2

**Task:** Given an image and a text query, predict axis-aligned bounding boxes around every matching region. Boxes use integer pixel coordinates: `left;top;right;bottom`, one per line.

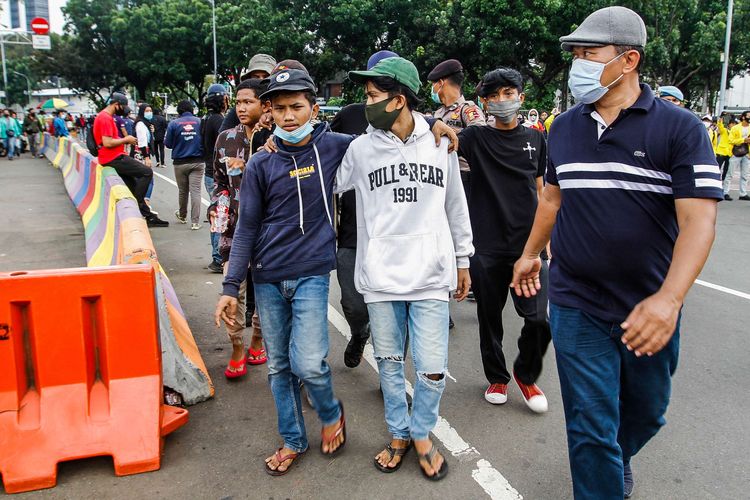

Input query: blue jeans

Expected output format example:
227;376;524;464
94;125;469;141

368;299;449;440
5;137;15;158
254;274;341;453
204;175;221;264
549;303;680;500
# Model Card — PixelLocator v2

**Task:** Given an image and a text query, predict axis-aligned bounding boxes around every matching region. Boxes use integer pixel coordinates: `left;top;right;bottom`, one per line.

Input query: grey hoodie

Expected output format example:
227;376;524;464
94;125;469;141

336;113;474;303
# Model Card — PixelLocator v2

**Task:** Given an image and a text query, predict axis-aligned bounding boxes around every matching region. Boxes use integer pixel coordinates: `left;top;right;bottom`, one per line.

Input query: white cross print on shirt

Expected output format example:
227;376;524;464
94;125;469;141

523;142;536;160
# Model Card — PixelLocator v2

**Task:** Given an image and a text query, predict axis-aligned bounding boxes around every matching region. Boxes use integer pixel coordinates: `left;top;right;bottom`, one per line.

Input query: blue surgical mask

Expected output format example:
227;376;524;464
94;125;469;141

144;112;153;120
567;52;626;104
431;82;443;105
273;111;315;144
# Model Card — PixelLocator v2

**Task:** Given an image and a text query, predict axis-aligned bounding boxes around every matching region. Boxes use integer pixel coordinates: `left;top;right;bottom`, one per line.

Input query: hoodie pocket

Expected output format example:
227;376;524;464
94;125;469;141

360;233;447;293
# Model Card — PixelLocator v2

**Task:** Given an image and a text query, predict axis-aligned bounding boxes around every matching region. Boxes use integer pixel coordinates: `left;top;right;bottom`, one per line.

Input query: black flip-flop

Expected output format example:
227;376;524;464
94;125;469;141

374;441;413;473
418;443;449;481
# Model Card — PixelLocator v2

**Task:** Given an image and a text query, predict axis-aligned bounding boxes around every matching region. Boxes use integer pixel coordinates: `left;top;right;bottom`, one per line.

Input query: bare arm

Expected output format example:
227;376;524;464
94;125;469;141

101;135;135;148
620;197;717;356
510;184;561;297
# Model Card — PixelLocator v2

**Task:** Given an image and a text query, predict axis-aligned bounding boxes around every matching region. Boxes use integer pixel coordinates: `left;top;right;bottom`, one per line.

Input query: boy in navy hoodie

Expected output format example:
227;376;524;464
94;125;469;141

215;70;350;475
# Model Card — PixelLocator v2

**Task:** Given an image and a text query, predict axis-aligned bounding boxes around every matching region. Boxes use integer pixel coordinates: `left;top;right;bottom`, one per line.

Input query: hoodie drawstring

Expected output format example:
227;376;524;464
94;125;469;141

292;155;305;234
291;144;333;235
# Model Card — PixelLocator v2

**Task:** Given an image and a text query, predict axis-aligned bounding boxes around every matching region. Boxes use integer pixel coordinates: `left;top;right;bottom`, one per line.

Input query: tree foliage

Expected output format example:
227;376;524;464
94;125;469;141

19;0;750;111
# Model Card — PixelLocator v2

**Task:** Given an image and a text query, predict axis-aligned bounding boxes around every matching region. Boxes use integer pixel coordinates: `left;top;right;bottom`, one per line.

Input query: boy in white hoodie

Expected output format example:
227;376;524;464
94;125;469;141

338;57;474;481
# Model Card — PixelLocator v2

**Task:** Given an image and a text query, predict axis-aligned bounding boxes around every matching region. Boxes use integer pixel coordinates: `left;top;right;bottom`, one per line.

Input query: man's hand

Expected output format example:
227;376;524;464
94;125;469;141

254;112;274;132
510;255;542;297
431;120;459;152
261;135;278;153
144;157;152;168
454;268;471;301
620;291;681;357
215;295;238;328
124;135;137;145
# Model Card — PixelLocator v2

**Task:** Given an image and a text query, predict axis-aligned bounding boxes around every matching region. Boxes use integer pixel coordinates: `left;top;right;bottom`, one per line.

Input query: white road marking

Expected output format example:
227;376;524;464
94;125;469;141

695;279;750;301
329;304;523;500
153;170;210;207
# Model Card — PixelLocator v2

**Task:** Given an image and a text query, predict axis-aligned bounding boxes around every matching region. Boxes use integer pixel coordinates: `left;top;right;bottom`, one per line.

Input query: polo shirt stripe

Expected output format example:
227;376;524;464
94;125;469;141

693;164;721;175
558;178;673;194
556;162;672;181
695;178;723;189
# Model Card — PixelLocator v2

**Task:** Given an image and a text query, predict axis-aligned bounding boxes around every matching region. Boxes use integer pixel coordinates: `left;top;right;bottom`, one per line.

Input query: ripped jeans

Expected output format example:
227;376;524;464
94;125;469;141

367;299;449;441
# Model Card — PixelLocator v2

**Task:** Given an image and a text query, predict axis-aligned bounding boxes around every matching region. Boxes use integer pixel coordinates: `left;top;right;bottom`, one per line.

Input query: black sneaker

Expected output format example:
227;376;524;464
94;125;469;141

207;261;223;273
623;463;634;498
344;334;368;368
449;316;455;330
739;195;750;201
146;215;169;227
724;194;733;201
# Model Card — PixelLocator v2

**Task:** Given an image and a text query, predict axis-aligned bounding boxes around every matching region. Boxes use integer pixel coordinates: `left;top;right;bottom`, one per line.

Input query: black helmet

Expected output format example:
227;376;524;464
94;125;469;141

206;83;228;97
109;92;128;106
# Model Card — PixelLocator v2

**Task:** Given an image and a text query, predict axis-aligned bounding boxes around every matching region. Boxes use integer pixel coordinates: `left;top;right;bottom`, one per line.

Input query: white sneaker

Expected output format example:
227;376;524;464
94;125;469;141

191;223;202;230
484;383;508;405
174;210;187;224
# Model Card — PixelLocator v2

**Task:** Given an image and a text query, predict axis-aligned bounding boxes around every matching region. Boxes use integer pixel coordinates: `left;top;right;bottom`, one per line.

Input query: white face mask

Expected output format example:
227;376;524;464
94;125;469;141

567;52;626;104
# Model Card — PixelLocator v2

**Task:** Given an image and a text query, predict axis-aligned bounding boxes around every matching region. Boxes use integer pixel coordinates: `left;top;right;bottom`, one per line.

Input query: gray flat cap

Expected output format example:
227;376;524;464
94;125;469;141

560;6;647;51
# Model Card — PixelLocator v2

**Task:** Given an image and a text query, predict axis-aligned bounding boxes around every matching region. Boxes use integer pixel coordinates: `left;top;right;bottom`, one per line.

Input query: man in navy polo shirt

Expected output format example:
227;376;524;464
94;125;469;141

511;6;722;499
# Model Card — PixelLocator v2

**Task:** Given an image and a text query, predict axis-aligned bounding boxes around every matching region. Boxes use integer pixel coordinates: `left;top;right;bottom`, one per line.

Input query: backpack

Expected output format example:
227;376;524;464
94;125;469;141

86;122;99;157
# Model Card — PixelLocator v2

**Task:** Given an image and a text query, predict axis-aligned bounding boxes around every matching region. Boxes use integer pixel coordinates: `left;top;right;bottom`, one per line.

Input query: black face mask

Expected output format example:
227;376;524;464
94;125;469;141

115;104;126;116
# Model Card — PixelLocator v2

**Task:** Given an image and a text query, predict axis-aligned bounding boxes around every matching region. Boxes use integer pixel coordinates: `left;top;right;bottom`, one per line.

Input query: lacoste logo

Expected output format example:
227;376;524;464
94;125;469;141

634;150;646;157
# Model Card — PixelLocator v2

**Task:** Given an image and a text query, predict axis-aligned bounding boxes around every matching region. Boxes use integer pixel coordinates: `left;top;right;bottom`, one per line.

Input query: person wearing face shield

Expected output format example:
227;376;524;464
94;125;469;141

93;92;169;227
510;6;722;499
456;68;551;414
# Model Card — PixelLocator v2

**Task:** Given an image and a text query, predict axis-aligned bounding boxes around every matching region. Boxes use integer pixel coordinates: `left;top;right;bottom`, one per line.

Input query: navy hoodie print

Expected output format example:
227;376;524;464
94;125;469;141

223;123;354;296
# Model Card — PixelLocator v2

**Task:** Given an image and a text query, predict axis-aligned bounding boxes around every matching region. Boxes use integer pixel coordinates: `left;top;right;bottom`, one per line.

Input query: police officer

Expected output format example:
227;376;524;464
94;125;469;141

428;59;485;193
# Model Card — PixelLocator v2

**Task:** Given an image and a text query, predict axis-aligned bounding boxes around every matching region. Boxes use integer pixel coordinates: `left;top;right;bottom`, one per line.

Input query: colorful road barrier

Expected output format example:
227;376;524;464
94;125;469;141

38;133;213;405
0;265;188;494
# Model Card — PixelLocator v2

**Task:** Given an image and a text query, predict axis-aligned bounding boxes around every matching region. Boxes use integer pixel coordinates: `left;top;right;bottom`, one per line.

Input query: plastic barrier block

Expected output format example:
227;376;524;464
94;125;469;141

0;265;188;494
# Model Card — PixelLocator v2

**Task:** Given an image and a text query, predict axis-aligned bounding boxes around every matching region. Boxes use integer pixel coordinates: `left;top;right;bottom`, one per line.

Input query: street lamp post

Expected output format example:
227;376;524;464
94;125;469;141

718;0;734;114
210;0;217;80
12;70;31;108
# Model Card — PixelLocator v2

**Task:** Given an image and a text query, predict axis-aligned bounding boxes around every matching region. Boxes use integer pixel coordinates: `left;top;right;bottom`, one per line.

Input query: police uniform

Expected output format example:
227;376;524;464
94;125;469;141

428;59;486;195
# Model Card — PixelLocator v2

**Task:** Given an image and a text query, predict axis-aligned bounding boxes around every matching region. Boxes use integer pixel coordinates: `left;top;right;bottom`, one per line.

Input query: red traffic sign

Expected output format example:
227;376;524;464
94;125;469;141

30;17;50;35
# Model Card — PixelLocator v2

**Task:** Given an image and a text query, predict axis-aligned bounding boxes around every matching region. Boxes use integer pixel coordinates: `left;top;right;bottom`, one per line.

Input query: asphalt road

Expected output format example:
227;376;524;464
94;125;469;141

1;154;748;499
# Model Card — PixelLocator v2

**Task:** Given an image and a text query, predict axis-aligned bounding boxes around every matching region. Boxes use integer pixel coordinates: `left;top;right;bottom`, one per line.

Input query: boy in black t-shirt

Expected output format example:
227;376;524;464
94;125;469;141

457;67;551;413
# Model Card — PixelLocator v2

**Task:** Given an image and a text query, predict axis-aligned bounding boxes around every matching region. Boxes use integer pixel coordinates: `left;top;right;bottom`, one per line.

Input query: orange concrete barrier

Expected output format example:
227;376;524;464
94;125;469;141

0;265;188;494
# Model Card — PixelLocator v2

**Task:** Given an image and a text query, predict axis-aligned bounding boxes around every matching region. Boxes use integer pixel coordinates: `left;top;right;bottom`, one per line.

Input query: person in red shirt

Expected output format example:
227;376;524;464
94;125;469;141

93;92;168;227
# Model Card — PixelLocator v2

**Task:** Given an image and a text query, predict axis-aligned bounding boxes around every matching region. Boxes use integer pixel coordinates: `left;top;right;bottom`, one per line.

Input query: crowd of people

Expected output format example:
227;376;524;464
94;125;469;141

61;4;731;499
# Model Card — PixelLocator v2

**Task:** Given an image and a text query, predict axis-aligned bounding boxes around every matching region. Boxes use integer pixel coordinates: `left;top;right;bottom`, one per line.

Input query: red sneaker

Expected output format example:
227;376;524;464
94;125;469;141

513;373;548;413
484;383;508;405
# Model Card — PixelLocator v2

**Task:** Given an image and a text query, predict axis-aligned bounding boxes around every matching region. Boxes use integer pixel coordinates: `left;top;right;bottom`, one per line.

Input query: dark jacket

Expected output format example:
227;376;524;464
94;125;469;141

165;112;204;164
222;123;353;296
202;111;224;177
219;107;241;134
23;114;41;134
152;113;168;142
330;103;368;249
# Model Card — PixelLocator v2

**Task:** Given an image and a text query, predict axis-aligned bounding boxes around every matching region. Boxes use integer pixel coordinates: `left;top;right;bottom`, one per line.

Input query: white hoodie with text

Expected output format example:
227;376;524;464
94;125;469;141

336;113;474;303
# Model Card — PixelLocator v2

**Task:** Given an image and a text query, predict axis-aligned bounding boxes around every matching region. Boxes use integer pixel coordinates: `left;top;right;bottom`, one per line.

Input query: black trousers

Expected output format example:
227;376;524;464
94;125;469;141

336;247;370;341
470;253;551;385
717;154;731;180
154;140;166;164
105;154;154;218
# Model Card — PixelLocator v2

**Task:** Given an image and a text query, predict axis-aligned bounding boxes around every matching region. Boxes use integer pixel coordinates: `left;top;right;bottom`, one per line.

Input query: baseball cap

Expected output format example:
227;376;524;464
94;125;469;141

367;50;399;70
259;69;317;100
240;53;277;80
560;6;647;51
109;92;128;106
658;86;684;101
271;59;309;75
349;57;421;94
